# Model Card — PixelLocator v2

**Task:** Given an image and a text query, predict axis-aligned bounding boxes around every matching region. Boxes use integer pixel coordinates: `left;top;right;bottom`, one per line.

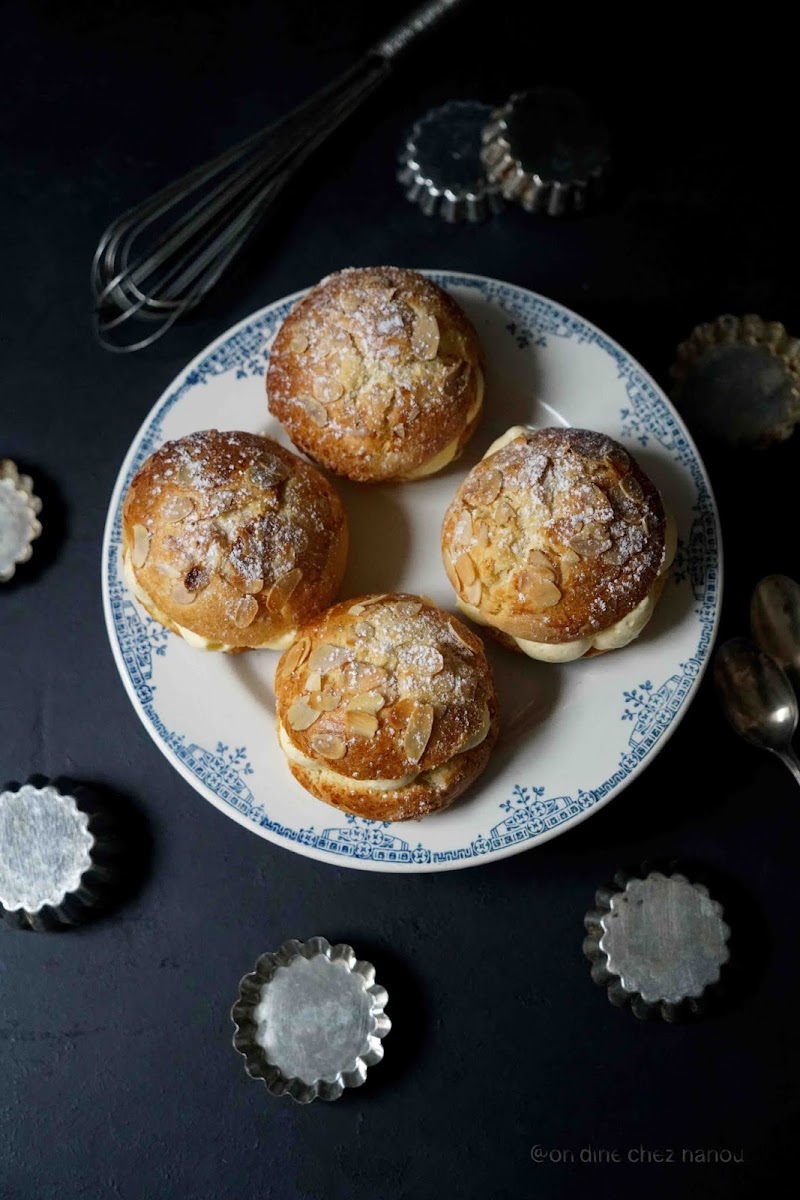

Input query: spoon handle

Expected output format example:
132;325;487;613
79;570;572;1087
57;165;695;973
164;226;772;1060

776;747;800;789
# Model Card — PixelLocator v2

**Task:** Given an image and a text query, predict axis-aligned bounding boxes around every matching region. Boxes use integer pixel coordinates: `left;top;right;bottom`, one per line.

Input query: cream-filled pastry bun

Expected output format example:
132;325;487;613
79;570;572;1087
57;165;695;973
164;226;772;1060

275;593;499;820
266;266;484;482
121;430;348;652
441;426;677;662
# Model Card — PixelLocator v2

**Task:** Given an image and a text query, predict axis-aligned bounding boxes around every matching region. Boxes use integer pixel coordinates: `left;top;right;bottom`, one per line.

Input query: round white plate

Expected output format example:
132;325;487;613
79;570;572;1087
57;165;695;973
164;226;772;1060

102;272;721;872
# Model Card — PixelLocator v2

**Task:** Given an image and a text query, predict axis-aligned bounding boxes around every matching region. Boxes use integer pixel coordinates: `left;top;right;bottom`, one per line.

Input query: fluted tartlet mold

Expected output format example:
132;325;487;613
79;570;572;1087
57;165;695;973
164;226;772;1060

232;936;390;1102
0;460;42;582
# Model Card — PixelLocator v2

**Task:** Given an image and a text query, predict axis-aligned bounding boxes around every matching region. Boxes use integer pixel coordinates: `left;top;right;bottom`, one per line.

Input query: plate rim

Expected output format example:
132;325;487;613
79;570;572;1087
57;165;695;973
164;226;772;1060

101;270;723;873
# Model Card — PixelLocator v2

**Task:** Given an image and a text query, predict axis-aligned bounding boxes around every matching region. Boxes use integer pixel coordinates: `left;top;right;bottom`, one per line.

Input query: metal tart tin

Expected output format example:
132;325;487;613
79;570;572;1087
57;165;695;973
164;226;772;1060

0;460;42;582
583;867;730;1021
0;782;118;931
671;314;800;447
398;99;504;222
232;937;391;1102
481;87;610;215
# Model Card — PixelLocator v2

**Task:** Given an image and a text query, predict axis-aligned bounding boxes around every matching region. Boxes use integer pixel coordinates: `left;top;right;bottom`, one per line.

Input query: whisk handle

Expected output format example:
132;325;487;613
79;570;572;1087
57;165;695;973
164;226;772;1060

371;0;467;61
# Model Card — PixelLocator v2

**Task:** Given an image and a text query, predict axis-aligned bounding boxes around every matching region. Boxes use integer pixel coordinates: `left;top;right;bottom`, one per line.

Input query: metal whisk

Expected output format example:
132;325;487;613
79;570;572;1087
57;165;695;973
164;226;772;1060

92;0;465;352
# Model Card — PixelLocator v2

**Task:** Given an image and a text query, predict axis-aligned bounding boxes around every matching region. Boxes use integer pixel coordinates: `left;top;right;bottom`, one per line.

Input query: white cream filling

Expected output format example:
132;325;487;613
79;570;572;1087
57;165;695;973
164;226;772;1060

458;427;679;661
402;367;485;480
122;550;294;652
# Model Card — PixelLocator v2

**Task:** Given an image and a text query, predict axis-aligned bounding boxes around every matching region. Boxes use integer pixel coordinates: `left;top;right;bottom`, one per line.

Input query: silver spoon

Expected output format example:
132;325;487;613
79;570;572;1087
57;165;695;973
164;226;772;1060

714;637;800;786
751;574;800;680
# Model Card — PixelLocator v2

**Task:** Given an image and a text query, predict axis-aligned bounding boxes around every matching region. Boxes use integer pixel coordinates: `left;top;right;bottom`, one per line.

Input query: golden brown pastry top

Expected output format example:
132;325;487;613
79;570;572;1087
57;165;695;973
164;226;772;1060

121;430;347;649
441;426;667;644
276;593;497;781
267;266;483;482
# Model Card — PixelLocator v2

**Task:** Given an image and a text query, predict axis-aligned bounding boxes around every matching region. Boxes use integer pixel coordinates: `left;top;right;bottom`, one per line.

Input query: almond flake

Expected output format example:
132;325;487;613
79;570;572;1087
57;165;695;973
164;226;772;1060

394;600;422;618
348;603;366;616
310;732;346;759
411;312;440;360
305;669;322;693
495;498;517;526
338;351;361;390
620;475;644;501
308;642;351;671
346;711;379;738
570;531;612;560
345;692;385;714
267;567;303;613
339;293;360;314
242;577;264;595
309;690;341;712
454;511;474;546
170;581;196;605
455;552;477;587
283;637;310;674
314;375;344;404
450;624;474;652
131;524;150;568
463;580;482;607
527;549;556;578
287;700;322;731
176;464;193;487
233;595;258;628
459;704;491;753
524;577;561;610
475;521;490;550
354;620;374;639
154;560;181;579
162;494;194;522
289;331;309;354
562;547;579;565
604;447;630;473
404;703;434;763
299;395;328;426
464;467;502;507
248;461;288;490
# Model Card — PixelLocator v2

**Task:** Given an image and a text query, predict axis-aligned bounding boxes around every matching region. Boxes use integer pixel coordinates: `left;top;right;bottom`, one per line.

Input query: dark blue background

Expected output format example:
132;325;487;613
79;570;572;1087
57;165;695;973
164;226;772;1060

3;3;799;1197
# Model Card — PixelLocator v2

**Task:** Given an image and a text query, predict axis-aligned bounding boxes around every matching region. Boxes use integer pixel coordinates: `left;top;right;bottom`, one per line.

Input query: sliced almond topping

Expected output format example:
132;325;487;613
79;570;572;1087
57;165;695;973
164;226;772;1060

522;577;561;610
353;662;390;688
475;521;490;551
242;577;264;595
604;446;630;473
394;600;423;618
309;690;341;712
640;517;650;537
233;594;259;628
458;704;491;753
339;292;360;314
131;524;150;568
283;637;310;674
411;312;440;360
454;510;474;546
287;700;322;731
620;474;644;501
308;642;351;671
404;703;434;763
562;547;579;565
348;603;366;616
393;423;406;441
354;620;374;640
455;552;477;587
464;467;502;507
305;669;322;693
359;594;388;608
338;351;361;390
289;331;309;354
176;464;193;487
162;494;194;522
170;581;196;606
463;580;482;607
310;732;346;760
248;461;288;490
154;560;181;579
450;624;474;652
311;376;345;405
299;395;328;427
495;498;517;526
527;549;556;578
345;691;385;714
267;567;303;613
346;711;379;738
570;530;612;560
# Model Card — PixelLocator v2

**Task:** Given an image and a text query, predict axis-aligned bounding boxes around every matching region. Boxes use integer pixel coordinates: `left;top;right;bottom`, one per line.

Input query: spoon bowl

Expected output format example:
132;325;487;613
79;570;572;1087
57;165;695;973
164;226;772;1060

751;573;800;676
715;636;800;786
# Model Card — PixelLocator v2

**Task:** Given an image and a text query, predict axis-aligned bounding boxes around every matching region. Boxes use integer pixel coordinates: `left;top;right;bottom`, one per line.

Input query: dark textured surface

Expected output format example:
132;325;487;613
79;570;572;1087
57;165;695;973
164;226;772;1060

3;3;799;1197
